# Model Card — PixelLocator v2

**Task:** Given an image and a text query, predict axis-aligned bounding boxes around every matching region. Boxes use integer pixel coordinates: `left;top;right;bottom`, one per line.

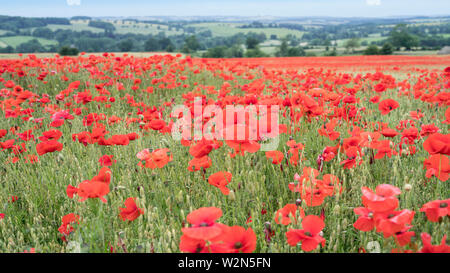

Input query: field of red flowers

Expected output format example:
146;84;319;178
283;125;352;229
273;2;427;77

0;53;448;253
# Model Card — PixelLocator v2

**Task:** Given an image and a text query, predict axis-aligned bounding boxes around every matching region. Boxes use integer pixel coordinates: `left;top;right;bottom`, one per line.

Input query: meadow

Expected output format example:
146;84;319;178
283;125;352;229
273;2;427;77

0;53;448;253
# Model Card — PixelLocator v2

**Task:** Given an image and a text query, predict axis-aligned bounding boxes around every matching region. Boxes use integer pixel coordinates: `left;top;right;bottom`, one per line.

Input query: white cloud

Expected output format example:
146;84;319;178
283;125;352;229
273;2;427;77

67;0;81;6
366;0;381;6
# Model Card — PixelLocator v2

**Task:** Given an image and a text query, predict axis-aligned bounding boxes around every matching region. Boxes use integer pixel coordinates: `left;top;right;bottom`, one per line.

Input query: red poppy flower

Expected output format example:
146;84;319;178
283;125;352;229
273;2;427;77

137;148;173;169
423;154;450;181
58;213;80;241
275;204;305;225
36;140;63;156
188;156;212;172
373;140;394;159
181;207;224;240
119;197;144;221
423;133;450;155
189;140;214;158
353;207;375;232
38;129;62;141
380;127;399;138
98;155;116;166
419;233;450;253
265;150;284;165
211;226;257;253
361;184;401;213
76;180;110;203
179;234;210;253
286;215;326;252
374;209;415;238
443;107;450;124
67;167;112;203
378;99;399;115
110;134;130;146
208;171;232;195
420;199;450;222
374;83;387;93
394;226;415;247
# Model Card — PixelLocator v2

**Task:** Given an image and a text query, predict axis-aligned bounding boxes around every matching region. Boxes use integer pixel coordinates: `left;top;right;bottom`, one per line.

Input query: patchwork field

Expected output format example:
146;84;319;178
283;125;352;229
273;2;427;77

0;36;58;48
0;53;448;253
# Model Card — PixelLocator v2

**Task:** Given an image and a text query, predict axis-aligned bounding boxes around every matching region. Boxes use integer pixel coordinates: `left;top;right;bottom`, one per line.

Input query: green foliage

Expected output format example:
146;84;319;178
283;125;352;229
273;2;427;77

32;27;54;39
202;46;226;58
364;44;380;55
245;37;260;50
15;39;46;53
244;47;267;58
380;42;394;55
344;38;360;53
88;21;116;33
389;24;419;50
117;39;134;52
182;35;201;53
276;38;306;57
0;45;14;53
58;46;79;56
324;49;338;56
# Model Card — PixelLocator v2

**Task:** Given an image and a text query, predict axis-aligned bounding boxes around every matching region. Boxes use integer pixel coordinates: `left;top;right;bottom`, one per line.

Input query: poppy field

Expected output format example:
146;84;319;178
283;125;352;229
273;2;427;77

0;53;449;253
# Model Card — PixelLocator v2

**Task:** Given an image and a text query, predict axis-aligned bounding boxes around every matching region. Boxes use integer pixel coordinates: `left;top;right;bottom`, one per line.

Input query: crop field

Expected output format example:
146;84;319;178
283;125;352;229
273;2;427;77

0;53;448;253
187;23;305;38
0;36;58;48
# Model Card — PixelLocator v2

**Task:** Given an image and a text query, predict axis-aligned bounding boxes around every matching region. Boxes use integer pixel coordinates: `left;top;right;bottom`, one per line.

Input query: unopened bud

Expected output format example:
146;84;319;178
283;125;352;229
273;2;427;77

228;190;236;201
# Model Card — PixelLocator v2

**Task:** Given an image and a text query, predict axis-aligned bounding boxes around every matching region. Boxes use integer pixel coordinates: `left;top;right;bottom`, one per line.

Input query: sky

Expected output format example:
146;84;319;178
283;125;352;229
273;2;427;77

0;0;449;18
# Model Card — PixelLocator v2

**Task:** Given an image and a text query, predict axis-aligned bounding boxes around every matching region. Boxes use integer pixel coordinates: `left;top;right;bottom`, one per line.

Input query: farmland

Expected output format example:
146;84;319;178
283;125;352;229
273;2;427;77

0;15;449;58
0;53;448;253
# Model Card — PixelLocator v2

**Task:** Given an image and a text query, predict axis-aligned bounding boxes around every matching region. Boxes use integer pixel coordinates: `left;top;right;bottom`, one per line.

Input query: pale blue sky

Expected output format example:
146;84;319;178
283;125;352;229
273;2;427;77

0;0;449;18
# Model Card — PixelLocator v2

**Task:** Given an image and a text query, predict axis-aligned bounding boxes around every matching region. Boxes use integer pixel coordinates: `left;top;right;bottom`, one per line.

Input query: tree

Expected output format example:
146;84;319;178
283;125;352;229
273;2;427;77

0;46;14;53
380;42;394;55
389;24;419;50
144;37;160;51
344;38;360;54
245;37;260;49
117;38;134;52
58;46;79;56
287;47;306;57
202;46;226;58
275;39;289;57
244;48;267;58
364;44;379;55
32;27;53;39
182;35;200;53
16;39;45;53
225;44;244;58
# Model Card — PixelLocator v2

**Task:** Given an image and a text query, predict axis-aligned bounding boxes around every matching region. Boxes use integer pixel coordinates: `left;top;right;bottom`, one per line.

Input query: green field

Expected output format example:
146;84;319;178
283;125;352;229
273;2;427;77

188;22;305;38
0;36;58;48
45;23;104;33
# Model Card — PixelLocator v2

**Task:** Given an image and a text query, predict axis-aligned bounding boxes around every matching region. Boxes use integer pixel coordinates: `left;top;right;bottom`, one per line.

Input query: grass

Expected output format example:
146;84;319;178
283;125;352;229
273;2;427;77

0;36;58;48
0;54;448;253
45;23;105;34
187;22;305;38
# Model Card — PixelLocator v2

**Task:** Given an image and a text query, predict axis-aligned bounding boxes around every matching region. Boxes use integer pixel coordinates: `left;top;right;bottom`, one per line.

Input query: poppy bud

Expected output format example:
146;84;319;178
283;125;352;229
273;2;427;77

228;190;236;201
333;204;340;215
57;153;64;163
404;183;412;191
264;222;271;229
176;190;183;203
295;199;302;206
